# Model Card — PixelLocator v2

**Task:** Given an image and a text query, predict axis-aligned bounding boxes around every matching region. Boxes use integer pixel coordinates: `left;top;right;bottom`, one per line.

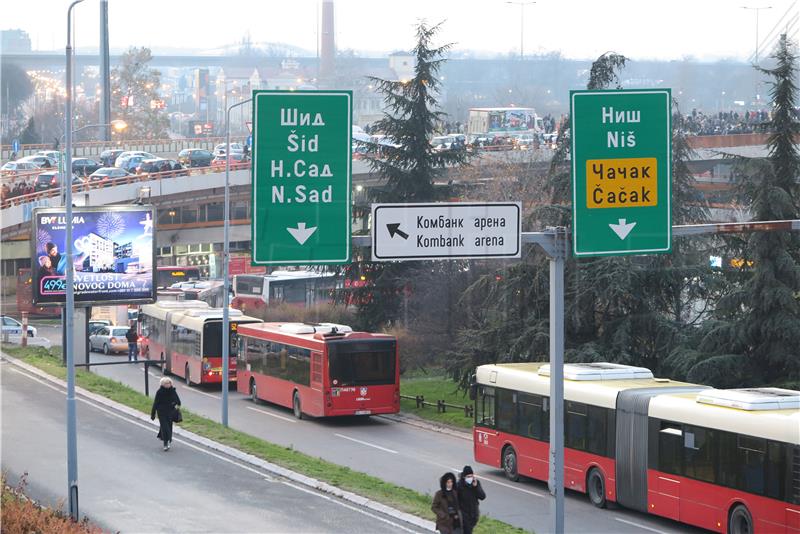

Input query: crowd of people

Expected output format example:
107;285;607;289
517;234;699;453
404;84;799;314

680;108;774;136
1;180;34;202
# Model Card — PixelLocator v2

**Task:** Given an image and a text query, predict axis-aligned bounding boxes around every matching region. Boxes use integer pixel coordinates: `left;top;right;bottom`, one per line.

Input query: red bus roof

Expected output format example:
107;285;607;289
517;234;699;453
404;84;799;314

237;322;394;346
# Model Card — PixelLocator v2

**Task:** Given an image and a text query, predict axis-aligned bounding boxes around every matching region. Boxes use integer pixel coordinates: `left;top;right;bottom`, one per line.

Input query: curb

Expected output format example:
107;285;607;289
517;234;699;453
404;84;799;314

378;412;472;441
2;353;436;533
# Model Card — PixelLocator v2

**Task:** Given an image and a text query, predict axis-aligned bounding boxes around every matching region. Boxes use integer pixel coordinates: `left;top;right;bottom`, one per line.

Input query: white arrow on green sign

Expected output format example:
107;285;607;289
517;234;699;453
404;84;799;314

571;89;672;257
251;90;352;265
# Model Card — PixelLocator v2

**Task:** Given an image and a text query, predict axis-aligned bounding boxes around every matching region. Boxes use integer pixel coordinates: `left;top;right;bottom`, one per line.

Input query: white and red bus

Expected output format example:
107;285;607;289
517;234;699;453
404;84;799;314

236;322;399;418
231;270;339;314
156;266;201;289
472;362;800;534
138;301;258;385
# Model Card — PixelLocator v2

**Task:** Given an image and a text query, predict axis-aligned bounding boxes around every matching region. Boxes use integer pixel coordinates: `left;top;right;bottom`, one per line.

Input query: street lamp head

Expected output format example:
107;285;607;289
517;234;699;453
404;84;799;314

111;119;127;132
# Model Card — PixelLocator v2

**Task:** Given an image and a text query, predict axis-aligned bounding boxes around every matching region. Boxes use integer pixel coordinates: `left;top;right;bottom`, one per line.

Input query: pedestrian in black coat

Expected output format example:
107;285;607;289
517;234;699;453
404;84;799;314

150;377;181;451
456;465;486;534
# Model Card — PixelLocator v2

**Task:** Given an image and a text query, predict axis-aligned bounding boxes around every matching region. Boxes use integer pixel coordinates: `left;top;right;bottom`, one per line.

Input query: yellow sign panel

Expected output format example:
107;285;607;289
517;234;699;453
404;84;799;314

586;157;657;209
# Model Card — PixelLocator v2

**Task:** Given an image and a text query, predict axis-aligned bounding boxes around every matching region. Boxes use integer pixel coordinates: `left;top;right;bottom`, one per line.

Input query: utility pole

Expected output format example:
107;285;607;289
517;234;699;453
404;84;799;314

742;5;773;64
506;1;535;58
99;0;111;142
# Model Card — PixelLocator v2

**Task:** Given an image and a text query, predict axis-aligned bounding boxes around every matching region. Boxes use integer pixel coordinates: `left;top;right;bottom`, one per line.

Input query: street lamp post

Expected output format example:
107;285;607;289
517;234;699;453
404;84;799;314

741;5;772;64
222;97;252;427
506;1;535;58
59;121;127;204
64;0;85;521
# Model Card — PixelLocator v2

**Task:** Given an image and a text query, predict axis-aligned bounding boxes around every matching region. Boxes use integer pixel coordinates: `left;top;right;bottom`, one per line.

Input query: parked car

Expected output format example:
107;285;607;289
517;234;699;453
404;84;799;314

17;155;57;169
34;171;82;192
1;315;37;337
136;158;185;175
99;149;125;167
72;158;103;176
89;167;130;183
213;142;244;156
88;319;112;336
211;153;249;166
178;148;213;168
89;325;129;354
117;155;149;173
114;151;155;169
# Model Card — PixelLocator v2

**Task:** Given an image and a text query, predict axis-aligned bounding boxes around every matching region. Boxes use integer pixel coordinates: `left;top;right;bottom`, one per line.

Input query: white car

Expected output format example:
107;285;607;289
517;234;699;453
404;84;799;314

89;325;130;354
35;150;63;162
1;161;40;172
213;143;244;156
1;316;37;337
114;151;155;168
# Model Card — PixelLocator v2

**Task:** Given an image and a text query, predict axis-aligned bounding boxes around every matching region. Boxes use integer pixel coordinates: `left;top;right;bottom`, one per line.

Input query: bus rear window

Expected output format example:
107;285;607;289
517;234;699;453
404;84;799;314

328;340;396;386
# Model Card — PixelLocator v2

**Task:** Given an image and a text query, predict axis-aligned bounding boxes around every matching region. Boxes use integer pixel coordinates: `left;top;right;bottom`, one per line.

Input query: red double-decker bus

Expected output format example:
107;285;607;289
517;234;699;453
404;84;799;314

138;301;259;385
472;362;800;534
236;322;399;419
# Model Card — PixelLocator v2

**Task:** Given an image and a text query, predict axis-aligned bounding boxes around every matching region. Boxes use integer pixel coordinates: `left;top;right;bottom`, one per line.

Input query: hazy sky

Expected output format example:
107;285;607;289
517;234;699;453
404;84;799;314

4;0;796;61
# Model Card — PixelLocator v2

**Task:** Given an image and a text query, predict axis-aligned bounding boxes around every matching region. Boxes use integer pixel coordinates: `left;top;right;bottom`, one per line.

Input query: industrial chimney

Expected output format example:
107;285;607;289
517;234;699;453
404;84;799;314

319;0;335;81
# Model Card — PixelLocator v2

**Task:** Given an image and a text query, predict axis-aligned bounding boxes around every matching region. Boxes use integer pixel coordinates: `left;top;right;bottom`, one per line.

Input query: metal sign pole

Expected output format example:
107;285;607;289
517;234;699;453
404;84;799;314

222;97;251;427
64;0;84;521
547;227;566;534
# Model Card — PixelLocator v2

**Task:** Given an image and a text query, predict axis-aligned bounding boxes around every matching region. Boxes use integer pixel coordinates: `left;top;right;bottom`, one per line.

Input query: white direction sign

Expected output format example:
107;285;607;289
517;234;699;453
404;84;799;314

371;202;521;261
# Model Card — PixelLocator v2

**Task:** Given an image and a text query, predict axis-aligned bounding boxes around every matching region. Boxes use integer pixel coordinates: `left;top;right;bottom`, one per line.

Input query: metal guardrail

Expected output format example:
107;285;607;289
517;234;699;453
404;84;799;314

400;393;474;418
0;161;252;211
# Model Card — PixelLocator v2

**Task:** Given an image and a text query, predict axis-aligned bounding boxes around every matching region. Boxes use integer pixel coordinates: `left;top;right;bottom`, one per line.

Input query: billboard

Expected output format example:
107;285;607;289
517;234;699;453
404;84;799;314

31;206;156;306
488;109;537;132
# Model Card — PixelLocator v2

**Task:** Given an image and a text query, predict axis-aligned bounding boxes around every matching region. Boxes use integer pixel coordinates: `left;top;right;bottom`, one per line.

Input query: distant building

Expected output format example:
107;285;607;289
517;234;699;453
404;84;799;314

1;29;32;53
114;241;133;259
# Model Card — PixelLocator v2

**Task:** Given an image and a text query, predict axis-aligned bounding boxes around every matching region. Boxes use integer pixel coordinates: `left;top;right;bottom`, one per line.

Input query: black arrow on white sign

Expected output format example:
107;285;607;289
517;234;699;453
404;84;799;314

387;223;409;240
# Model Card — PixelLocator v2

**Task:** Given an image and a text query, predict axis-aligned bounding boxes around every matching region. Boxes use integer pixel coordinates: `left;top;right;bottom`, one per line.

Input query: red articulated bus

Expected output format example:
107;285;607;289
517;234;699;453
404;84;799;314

236;322;399;419
230;270;338;315
138;301;259;385
472;362;800;534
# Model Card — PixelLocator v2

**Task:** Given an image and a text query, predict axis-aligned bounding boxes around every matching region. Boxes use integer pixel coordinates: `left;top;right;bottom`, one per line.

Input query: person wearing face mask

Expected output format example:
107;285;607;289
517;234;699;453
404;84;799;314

431;472;462;534
456;465;486;534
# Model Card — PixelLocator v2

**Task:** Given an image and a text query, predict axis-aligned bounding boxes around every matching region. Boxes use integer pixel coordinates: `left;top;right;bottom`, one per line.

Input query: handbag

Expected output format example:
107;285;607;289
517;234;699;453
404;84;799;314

172;407;183;423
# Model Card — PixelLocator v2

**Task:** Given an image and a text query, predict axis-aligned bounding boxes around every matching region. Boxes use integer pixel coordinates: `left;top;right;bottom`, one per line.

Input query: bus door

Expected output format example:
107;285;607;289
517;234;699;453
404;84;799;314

311;350;324;413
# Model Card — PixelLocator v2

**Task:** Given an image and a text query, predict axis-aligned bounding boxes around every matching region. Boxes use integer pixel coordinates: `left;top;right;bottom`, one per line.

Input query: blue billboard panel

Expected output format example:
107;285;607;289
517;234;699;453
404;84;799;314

31;206;156;305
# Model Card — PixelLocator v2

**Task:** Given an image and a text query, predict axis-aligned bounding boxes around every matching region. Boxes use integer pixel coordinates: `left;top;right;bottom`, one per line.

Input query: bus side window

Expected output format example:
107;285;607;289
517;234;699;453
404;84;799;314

477;386;495;428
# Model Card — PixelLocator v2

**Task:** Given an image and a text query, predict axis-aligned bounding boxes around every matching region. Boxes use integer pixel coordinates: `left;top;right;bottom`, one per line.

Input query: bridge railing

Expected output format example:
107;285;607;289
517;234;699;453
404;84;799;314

1;135;247;161
0;161;252;212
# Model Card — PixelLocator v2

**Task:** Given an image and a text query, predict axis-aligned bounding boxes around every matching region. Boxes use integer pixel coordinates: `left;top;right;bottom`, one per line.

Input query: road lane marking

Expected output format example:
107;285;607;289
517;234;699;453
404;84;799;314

8;365;424;534
334;433;398;454
180;387;219;399
6;367;65;393
246;406;297;423
614;517;669;534
282;481;420;533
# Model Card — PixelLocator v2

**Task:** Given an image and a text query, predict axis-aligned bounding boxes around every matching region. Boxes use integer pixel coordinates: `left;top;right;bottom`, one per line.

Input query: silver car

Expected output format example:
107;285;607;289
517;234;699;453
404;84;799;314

89;325;130;354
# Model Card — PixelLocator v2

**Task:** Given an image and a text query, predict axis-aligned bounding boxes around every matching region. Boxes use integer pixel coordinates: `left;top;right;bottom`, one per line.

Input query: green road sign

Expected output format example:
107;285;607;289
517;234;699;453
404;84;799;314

571;89;671;257
251;90;352;265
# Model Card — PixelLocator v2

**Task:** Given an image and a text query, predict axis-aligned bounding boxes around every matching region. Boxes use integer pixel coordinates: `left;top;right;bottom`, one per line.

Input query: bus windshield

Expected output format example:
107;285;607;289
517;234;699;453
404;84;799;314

203;321;242;358
157;267;201;288
328;340;396;386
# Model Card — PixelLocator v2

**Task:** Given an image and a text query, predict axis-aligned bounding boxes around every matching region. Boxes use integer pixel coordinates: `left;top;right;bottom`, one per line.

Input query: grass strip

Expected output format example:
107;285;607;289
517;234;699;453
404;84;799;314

2;346;526;534
401;372;474;429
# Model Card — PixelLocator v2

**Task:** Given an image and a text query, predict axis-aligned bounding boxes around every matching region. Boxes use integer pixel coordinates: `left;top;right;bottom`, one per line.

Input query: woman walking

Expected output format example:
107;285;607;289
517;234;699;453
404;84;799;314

150;377;181;451
431;472;462;534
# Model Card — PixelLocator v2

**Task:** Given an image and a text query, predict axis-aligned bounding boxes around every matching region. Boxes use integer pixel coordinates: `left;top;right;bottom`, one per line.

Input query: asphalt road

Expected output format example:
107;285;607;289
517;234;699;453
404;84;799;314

0;361;427;533
50;344;707;534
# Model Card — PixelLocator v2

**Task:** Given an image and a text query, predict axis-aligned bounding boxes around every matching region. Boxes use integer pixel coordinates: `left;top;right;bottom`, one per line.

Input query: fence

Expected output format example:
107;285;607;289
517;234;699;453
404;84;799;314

400;394;474;418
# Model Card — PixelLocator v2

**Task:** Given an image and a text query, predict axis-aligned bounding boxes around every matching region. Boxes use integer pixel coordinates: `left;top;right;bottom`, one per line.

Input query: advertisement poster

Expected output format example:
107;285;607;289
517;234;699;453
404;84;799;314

488;109;537;132
32;206;156;305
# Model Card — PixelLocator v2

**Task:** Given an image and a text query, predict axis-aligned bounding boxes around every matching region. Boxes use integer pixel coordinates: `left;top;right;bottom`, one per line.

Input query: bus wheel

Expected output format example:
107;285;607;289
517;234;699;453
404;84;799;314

502;446;519;482
729;504;753;534
184;364;192;386
587;468;607;508
293;391;303;420
250;379;258;404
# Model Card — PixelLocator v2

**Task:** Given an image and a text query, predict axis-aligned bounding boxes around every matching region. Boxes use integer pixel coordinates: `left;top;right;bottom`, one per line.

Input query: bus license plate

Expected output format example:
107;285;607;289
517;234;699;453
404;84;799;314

355;410;371;415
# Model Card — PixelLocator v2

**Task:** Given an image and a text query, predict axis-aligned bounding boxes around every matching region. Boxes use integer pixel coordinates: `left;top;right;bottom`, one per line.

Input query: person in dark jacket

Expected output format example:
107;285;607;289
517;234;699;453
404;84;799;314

456;465;486;534
431;472;462;534
150;377;181;451
125;326;139;362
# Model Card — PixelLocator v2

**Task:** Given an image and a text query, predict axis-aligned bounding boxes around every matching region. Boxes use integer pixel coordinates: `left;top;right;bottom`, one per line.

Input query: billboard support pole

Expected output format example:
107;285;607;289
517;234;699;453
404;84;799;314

222;97;251;427
64;0;84;522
